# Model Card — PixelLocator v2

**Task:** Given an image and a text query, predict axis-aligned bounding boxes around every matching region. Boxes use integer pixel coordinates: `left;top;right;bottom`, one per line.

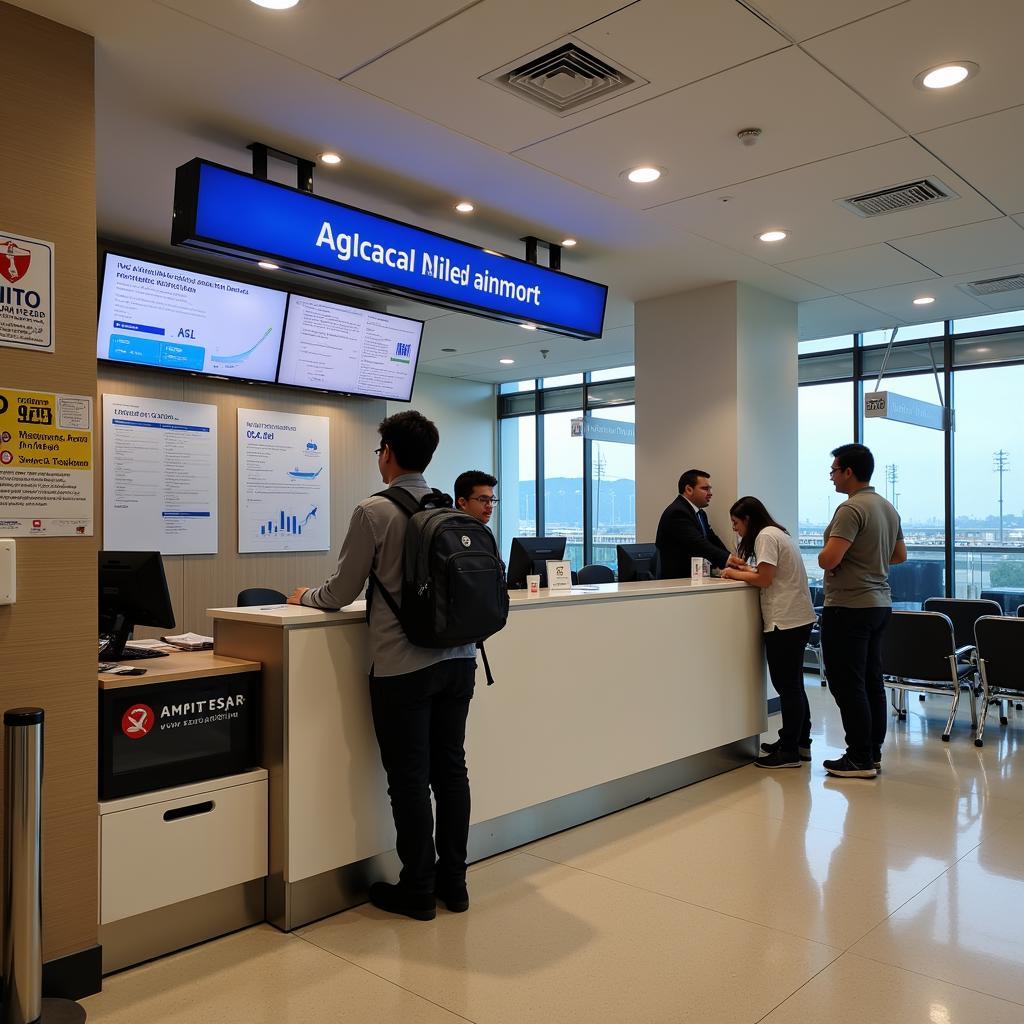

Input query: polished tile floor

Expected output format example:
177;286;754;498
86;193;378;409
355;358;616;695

84;682;1024;1023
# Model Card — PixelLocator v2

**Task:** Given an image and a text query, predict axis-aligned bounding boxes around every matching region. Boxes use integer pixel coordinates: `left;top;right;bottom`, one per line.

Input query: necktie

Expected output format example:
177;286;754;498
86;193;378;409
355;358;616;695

697;509;709;538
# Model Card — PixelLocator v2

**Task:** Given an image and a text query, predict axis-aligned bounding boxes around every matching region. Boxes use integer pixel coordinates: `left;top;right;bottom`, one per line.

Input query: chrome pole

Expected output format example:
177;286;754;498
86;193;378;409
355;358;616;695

2;709;86;1024
3;709;43;1024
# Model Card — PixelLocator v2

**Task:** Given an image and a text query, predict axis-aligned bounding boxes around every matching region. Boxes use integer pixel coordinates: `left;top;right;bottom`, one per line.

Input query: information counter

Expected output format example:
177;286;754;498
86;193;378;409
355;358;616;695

209;578;765;930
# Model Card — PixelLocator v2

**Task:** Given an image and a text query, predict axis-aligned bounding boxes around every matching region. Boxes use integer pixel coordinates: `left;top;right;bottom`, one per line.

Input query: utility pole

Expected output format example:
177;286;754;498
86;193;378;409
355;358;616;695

994;450;1010;543
886;464;898;505
593;449;606;530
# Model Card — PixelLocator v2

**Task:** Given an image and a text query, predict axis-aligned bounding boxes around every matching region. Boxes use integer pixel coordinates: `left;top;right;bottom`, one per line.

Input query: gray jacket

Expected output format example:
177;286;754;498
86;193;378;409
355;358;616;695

300;473;476;677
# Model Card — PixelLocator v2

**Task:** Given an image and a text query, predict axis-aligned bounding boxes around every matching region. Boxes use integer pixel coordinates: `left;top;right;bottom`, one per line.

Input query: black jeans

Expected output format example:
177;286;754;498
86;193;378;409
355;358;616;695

821;606;892;764
764;622;814;752
369;658;476;896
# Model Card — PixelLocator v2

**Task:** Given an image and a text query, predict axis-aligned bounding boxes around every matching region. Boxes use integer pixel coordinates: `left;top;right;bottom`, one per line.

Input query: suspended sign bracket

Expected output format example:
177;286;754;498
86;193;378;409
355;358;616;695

863;327;950;431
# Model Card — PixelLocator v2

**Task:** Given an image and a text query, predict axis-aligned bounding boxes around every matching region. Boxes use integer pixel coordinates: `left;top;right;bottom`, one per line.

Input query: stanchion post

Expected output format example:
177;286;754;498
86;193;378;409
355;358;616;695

2;709;86;1024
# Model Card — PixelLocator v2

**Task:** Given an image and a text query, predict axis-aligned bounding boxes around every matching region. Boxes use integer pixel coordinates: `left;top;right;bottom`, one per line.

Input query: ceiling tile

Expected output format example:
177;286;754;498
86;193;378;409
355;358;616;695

919;105;1024;216
158;0;477;78
804;0;1024;133
516;47;902;207
780;243;938;293
798;295;905;339
847;279;990;323
924;260;1024;312
889;217;1024;276
745;0;904;42
649;139;999;265
345;0;788;153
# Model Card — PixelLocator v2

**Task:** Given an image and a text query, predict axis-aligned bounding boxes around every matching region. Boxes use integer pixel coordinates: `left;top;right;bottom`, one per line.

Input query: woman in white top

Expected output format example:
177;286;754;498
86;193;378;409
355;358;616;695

721;496;817;769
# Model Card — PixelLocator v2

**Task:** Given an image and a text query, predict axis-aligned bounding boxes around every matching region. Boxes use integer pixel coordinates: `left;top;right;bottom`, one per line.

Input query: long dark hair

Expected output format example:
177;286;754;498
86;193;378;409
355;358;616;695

729;496;787;561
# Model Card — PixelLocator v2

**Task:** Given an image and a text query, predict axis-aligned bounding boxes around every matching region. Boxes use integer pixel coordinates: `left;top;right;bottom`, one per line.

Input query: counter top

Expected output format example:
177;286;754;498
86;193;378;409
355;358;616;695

98;651;262;689
207;577;752;628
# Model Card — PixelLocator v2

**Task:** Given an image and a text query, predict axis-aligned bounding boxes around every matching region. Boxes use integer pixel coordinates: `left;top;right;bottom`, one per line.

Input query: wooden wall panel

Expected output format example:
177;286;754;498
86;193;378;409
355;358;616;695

0;4;98;961
96;364;384;635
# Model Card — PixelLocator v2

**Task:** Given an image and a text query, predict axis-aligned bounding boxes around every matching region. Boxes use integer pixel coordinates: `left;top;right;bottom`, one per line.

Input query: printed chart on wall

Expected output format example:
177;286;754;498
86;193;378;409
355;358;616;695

103;395;218;554
238;408;329;553
0;387;92;535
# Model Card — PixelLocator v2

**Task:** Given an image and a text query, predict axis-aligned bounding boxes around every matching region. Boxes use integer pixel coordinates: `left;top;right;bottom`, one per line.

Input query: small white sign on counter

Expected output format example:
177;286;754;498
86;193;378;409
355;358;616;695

546;559;573;591
690;557;711;582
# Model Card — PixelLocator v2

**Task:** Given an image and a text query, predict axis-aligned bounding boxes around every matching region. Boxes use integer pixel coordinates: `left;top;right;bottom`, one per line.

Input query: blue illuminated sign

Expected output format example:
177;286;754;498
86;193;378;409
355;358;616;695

172;160;607;340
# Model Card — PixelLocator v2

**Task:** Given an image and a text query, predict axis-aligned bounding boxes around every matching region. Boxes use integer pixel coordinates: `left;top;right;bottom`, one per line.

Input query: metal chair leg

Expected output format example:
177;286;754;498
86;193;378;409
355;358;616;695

943;684;961;742
975;697;990;748
967;680;978;730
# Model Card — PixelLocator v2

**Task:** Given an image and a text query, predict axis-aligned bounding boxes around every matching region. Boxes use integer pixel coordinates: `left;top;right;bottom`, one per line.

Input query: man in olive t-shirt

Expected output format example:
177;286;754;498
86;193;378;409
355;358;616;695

818;443;906;778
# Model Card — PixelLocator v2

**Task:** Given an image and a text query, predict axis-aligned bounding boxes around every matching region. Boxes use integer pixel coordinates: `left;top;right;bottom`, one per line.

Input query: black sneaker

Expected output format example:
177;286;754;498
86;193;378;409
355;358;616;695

754;749;803;769
823;755;877;779
368;881;436;921
761;738;811;761
435;881;469;913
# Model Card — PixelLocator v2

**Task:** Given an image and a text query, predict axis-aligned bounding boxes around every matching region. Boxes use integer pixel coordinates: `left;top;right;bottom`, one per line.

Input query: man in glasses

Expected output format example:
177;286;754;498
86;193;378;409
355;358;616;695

819;443;906;779
454;470;498;528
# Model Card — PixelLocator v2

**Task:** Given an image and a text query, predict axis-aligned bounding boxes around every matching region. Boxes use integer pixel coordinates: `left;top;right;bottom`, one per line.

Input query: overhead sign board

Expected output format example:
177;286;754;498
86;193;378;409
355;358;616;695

571;416;635;444
864;390;945;431
171;160;608;340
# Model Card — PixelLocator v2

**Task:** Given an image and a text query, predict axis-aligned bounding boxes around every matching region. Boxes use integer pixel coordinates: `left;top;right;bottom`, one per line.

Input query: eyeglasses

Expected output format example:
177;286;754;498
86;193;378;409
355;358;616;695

469;496;499;506
828;466;843;477
373;445;386;456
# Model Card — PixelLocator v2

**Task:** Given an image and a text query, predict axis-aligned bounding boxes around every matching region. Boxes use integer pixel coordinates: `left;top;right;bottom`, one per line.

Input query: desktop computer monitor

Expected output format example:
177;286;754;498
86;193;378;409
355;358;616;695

506;536;567;589
617;543;660;583
99;551;176;661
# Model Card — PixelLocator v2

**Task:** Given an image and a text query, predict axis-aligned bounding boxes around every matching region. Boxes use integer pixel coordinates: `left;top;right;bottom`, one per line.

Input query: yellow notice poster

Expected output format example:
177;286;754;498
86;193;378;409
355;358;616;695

0;387;93;536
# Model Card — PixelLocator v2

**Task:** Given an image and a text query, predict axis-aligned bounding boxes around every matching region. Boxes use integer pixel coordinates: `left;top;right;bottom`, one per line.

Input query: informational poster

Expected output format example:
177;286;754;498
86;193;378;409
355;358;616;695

103;395;218;554
237;408;329;553
0;233;54;353
0;387;92;535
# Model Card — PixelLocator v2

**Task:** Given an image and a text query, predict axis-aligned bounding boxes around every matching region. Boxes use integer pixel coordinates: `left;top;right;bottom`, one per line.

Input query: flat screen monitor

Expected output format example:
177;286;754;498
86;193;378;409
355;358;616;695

617;543;660;583
277;293;423;401
97;252;287;382
99;550;176;661
506;536;567;590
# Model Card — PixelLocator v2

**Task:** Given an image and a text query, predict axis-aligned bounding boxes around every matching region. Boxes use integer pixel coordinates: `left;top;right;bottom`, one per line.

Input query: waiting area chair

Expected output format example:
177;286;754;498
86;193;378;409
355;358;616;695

880;610;978;742
577;563;615;585
974;616;1024;747
237;587;288;606
807;584;827;687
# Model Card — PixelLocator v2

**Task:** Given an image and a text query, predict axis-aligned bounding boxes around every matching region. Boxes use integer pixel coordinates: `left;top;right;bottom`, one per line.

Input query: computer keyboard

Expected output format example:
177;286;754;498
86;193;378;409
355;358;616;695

98;645;169;663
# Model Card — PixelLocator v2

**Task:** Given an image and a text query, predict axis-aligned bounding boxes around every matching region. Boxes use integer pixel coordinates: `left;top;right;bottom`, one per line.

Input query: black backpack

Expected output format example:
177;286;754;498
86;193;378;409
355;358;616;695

368;486;509;683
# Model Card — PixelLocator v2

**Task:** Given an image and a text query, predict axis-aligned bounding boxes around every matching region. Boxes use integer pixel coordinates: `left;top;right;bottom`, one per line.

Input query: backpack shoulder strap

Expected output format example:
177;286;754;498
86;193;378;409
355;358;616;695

373;486;422;518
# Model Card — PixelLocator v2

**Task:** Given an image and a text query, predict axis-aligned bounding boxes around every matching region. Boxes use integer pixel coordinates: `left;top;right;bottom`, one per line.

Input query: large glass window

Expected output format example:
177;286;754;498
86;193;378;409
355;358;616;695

542;411;584;570
498;416;535;553
862;373;947;606
954;364;1024;598
497;370;636;575
798;382;854;584
588;405;636;569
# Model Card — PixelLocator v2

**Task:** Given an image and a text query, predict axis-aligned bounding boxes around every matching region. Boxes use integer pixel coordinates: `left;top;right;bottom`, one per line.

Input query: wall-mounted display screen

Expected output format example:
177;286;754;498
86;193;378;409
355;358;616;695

277;294;422;402
97;253;287;383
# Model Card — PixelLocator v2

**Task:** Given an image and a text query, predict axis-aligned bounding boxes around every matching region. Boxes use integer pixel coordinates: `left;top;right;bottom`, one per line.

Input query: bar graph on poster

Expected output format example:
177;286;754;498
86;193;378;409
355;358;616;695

237;408;329;553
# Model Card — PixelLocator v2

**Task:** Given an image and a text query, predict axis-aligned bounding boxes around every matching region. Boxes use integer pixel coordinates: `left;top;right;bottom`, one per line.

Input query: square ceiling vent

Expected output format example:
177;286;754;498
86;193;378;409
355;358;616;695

483;41;647;117
836;177;960;218
958;273;1024;298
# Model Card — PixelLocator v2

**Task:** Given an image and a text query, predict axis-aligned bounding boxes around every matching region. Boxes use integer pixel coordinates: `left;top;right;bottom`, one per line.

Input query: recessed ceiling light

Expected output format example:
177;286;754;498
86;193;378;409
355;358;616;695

561;238;577;247
499;358;515;365
758;230;787;242
915;62;979;90
521;323;536;330
441;347;457;353
913;296;936;305
624;166;662;184
249;0;299;8
257;261;279;270
318;152;341;165
455;201;475;214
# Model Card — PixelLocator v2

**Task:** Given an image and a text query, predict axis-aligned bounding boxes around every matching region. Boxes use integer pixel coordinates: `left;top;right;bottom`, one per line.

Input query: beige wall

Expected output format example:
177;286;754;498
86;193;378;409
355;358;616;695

0;4;98;961
635;281;797;545
97;364;384;635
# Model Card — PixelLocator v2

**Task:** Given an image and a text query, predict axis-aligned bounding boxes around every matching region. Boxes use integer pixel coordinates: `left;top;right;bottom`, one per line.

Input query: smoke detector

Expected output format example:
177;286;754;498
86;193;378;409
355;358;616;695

737;128;762;147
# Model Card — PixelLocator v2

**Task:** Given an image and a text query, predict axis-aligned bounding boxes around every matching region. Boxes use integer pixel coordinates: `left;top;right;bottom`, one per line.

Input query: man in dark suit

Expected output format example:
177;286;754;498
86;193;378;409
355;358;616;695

656;469;738;579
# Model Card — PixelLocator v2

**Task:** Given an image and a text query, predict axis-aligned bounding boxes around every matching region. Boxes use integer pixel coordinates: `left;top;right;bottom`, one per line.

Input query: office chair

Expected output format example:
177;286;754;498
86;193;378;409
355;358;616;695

577;563;615;585
880;611;977;742
974;616;1024;747
237;587;288;607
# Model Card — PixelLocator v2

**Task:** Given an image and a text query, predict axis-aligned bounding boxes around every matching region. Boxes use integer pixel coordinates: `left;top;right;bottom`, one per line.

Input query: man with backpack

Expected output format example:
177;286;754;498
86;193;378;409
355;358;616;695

287;411;507;921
